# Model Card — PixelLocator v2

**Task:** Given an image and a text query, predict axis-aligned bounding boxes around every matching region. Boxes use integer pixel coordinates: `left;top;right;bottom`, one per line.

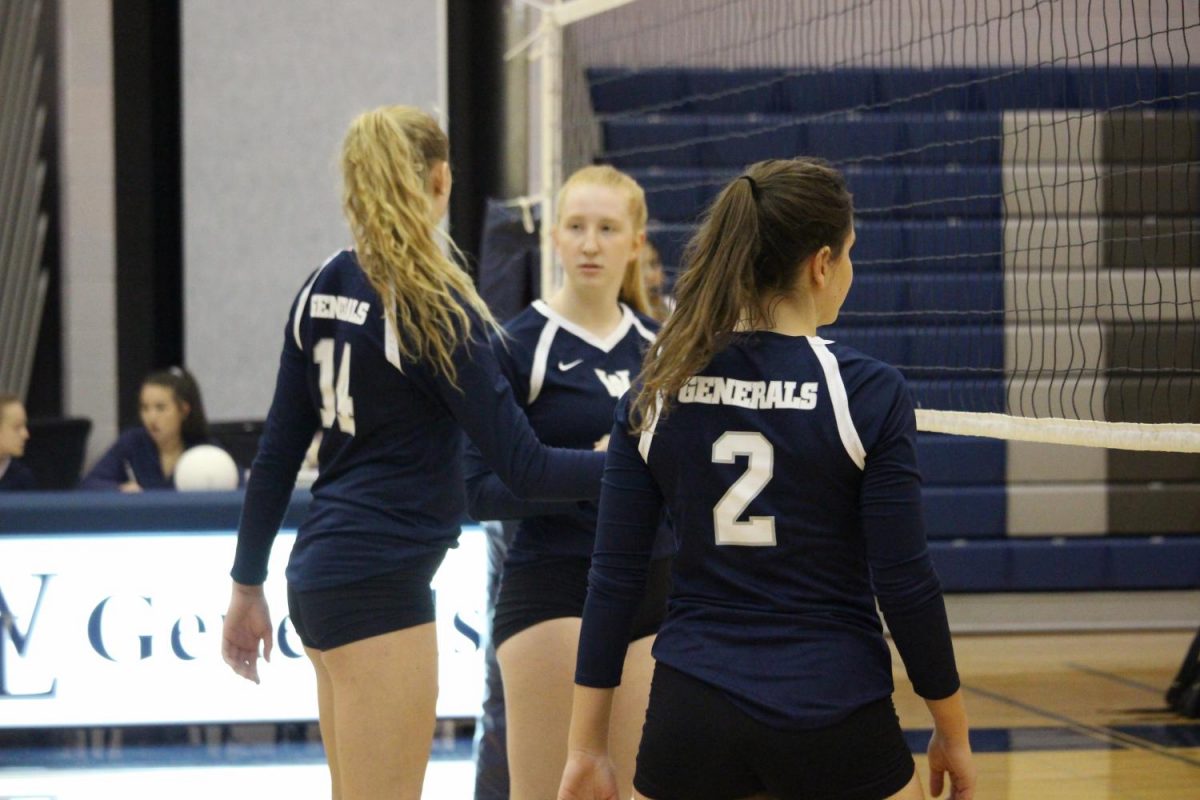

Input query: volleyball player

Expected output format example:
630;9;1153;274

465;165;674;800
558;159;976;800
220;106;606;800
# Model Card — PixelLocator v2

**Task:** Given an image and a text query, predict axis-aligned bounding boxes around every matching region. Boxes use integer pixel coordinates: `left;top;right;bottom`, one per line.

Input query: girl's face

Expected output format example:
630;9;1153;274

0;402;29;459
140;384;189;447
554;183;643;299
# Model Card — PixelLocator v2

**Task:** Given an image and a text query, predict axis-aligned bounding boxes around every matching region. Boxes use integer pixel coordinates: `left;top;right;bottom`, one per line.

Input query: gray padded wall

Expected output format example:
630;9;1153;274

183;0;444;420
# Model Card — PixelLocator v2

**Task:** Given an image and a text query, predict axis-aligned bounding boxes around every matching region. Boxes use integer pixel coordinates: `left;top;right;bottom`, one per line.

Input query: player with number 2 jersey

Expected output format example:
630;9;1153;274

559;159;976;800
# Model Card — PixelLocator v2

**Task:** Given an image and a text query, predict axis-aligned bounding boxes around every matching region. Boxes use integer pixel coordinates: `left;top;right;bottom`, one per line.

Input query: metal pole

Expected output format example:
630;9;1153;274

538;10;561;299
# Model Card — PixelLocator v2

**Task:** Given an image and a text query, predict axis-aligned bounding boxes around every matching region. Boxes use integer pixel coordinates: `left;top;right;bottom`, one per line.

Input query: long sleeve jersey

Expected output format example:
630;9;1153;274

463;300;674;566
231;250;605;591
576;332;959;729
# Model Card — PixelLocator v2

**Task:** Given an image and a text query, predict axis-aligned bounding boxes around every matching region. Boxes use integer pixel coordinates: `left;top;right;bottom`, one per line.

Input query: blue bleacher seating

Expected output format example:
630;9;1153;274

593;65;1200;594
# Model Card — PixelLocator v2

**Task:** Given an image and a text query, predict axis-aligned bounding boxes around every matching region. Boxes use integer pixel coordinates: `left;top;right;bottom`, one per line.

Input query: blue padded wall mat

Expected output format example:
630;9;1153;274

1009;538;1110;590
647;221;1004;273
603;113;1004;168
916;434;1006;486
923;486;1006;539
928;540;1011;592
1108;537;1200;589
589;67;1200;115
630;166;1003;222
839;273;1004;323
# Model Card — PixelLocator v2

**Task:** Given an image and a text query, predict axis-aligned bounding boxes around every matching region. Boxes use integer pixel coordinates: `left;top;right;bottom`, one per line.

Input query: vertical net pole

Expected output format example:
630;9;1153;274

538;10;562;299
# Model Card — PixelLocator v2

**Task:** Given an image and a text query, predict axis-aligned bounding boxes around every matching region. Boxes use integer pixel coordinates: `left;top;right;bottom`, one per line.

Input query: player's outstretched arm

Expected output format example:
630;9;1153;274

925;690;976;800
221;582;274;684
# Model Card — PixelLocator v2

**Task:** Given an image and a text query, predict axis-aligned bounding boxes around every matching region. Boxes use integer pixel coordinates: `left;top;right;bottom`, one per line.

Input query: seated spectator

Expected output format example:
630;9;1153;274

81;367;210;491
0;394;35;491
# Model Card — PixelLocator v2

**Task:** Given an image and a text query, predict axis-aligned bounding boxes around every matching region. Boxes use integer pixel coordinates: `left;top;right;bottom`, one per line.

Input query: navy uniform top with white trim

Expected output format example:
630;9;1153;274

464;300;674;567
575;332;959;730
231;250;605;591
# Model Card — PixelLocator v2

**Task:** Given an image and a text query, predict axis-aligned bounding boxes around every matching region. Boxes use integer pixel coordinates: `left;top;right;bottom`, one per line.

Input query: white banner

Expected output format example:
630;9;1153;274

0;528;487;727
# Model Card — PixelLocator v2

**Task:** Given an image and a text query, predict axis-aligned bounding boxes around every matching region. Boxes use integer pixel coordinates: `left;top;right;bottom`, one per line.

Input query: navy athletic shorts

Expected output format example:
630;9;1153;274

634;662;915;800
286;548;447;651
492;555;671;649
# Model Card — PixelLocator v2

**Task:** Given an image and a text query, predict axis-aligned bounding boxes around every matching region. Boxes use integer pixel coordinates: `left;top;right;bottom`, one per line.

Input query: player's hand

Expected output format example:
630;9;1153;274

119;481;142;493
557;749;618;800
927;728;976;799
593;434;611;452
221;582;274;684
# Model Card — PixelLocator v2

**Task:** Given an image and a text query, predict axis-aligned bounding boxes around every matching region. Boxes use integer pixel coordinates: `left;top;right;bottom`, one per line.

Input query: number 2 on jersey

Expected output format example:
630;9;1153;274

314;338;356;435
712;431;775;546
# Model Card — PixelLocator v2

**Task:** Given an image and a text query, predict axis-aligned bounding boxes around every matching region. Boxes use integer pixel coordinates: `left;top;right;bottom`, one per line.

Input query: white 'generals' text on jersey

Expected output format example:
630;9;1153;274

678;376;819;410
310;293;370;325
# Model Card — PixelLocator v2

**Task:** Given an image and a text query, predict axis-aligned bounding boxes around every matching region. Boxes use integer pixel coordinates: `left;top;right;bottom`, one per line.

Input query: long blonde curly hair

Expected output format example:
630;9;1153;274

341;105;496;387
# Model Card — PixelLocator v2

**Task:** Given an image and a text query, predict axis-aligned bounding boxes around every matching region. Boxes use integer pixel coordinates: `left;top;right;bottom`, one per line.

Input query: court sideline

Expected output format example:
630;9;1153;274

1;630;1197;798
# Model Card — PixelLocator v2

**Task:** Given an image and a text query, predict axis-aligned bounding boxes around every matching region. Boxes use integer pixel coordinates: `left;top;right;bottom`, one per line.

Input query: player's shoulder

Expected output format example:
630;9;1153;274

504;303;553;339
628;307;660;342
309;248;373;295
820;339;913;432
497;303;553;353
821;338;906;390
485;304;547;370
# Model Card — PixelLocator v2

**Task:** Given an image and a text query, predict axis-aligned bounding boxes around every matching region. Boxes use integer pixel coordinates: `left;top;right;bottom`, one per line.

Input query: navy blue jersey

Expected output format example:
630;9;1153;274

464;300;674;566
576;333;959;730
0;458;36;491
232;251;605;591
81;428;205;490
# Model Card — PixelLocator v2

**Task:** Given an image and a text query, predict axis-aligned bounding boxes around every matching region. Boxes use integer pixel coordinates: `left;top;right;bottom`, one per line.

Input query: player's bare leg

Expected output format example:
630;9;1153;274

318;623;438;800
498;617;579;800
609;634;656;797
305;646;342;799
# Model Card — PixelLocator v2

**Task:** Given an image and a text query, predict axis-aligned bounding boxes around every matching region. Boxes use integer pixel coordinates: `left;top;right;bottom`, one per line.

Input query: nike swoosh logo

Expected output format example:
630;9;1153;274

558;359;584;371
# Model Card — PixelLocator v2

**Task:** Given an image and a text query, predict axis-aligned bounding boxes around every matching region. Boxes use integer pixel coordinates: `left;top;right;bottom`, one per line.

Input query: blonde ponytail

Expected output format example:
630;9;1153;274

341;105;497;387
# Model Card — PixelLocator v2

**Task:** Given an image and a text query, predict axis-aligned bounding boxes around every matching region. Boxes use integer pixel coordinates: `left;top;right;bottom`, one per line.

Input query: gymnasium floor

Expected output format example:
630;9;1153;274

1;631;1197;799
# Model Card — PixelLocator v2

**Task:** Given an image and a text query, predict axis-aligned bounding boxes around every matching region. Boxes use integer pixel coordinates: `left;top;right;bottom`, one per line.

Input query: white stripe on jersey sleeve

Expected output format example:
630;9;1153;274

384;295;403;373
807;337;867;470
528;318;560;404
292;250;343;351
637;394;663;463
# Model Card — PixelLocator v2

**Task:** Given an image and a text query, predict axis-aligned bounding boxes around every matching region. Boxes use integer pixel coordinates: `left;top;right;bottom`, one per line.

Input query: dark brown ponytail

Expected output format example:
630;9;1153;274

630;158;853;430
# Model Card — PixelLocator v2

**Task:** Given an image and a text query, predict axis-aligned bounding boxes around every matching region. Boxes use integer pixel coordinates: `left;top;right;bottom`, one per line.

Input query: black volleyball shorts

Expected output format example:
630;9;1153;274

286;548;447;651
634;662;915;800
492;555;672;649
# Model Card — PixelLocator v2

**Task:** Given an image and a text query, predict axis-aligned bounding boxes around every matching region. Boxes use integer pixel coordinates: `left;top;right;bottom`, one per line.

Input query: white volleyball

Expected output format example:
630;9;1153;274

174;445;240;491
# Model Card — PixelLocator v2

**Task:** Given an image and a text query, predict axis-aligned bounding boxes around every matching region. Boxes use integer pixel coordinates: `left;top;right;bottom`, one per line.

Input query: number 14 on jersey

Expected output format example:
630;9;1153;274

315;338;356;435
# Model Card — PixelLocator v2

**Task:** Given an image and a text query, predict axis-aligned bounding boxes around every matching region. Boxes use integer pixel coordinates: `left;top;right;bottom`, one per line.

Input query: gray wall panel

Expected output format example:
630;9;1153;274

183;0;443;420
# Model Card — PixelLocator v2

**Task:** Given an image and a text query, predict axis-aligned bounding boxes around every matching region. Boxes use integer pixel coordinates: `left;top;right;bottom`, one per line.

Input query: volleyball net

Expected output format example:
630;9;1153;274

519;0;1200;451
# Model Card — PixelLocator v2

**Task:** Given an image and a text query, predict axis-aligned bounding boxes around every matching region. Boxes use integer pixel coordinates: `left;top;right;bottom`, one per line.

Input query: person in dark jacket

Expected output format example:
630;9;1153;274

80;367;209;491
